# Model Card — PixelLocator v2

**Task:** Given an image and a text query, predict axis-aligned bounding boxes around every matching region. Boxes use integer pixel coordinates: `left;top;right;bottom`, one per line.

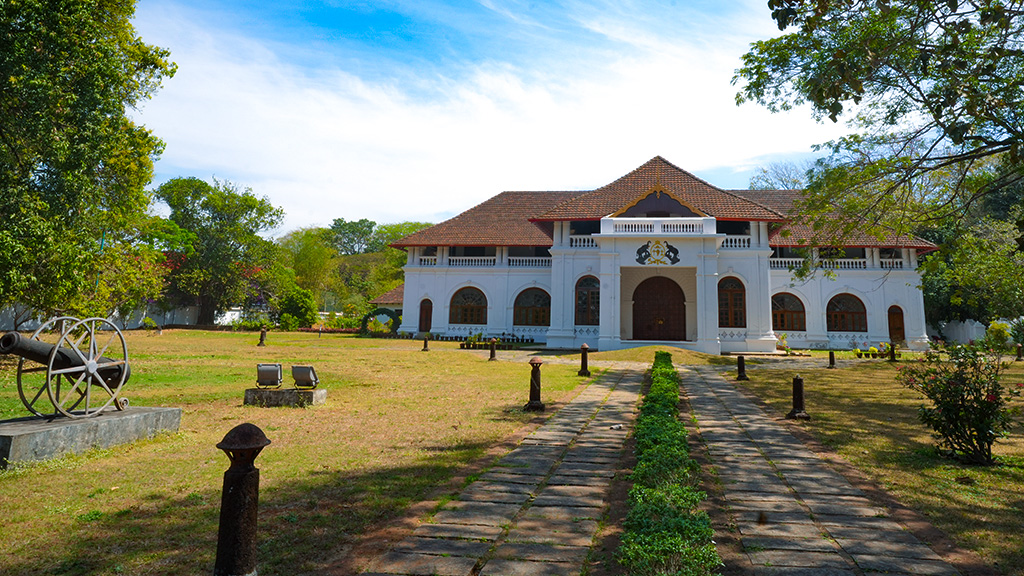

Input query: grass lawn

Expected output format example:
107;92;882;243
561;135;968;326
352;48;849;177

728;356;1024;575
0;330;592;576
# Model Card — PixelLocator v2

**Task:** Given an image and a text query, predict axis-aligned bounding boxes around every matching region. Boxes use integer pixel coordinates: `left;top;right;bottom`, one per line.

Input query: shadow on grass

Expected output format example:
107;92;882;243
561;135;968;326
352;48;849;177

4;441;496;576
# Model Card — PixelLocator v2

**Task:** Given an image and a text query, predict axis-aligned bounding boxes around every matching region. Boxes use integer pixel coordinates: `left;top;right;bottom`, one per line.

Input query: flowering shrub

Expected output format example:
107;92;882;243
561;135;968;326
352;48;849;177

896;344;1021;464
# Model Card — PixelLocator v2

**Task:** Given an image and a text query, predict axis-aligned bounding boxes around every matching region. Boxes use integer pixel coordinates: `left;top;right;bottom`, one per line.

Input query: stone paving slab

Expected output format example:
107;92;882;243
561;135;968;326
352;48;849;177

458;489;532;504
368;551;478;575
359;367;644;576
492;542;589;563
741;536;838;552
412;523;504;540
523;504;604;520
684;366;963;576
390;537;492;557
477;471;545;485
480;559;579;576
467;481;538;494
835;538;944;560
746;550;851;569
853;554;962;575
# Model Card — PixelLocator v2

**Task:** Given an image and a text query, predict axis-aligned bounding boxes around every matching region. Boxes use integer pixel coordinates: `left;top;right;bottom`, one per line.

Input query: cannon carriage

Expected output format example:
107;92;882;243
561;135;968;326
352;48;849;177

0;317;131;418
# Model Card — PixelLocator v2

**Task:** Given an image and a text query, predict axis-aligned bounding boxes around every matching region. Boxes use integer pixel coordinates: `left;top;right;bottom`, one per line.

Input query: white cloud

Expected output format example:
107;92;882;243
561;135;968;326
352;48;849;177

133;2;849;235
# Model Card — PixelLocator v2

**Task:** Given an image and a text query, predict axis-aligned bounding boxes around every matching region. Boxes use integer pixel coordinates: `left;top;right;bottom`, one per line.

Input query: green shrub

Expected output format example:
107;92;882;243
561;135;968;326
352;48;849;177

141;317;158;330
279;313;299;332
985;321;1012;350
897;343;1021;464
618;352;722;575
276;287;319;328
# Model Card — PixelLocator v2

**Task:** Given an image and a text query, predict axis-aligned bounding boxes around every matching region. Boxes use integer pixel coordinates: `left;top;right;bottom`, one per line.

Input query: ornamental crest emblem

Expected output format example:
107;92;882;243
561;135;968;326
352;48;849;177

636;240;680;265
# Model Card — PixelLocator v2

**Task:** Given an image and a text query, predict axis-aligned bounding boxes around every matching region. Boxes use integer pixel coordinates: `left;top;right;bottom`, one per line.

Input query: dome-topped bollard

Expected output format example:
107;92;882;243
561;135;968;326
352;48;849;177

578;343;591;377
214;423;271;576
524;357;545;412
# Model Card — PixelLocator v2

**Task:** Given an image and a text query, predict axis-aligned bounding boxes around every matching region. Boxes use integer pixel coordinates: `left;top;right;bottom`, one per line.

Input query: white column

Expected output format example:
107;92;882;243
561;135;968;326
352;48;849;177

695;238;720;354
545;250;575;347
598;249;620;351
759;222;769;248
744;251;778;352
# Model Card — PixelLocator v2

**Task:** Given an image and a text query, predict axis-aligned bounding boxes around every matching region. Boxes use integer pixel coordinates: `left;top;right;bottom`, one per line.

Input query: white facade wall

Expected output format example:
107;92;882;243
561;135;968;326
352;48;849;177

398;217;931;352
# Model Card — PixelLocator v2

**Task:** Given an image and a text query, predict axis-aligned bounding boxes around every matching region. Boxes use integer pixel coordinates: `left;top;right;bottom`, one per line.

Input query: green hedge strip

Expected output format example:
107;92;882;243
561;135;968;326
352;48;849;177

617;351;722;576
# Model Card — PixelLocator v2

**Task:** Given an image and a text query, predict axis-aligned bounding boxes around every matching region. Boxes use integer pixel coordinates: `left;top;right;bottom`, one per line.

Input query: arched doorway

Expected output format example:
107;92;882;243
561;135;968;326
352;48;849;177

888;305;905;344
418;299;432;332
632;277;685;340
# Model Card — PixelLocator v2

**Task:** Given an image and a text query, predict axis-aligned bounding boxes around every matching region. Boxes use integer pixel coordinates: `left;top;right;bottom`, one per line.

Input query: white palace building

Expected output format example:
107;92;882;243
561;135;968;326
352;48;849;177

392;157;935;354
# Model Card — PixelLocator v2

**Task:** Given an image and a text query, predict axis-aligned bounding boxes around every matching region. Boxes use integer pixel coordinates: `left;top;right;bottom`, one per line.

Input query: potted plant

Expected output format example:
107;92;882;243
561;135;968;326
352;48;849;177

868;346;879;358
853;348;863;358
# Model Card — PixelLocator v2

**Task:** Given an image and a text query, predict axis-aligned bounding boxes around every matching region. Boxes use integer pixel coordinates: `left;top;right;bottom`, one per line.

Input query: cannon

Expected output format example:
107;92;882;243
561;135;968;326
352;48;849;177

0;317;130;418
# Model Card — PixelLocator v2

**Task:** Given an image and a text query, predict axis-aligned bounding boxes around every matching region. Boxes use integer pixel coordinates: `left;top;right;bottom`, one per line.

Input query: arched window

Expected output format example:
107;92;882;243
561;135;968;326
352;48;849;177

575;276;600;326
514;288;551;326
449;287;487;325
718;277;746;328
827;293;867;332
771;293;806;331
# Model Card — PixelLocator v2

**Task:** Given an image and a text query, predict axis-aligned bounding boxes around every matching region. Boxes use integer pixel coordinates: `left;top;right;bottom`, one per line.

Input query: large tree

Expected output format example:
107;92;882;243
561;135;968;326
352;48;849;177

735;0;1024;237
276;227;336;304
157;177;283;324
0;0;175;314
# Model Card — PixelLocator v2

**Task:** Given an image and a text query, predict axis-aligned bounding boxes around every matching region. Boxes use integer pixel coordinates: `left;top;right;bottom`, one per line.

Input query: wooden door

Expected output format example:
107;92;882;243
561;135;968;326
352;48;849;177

632;277;685;341
888;305;905;344
418;299;433;332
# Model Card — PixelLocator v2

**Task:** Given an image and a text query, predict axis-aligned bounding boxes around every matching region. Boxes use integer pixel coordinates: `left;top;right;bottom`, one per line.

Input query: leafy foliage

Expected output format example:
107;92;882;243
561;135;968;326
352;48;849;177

157;177;283;324
275;286;319;329
0;0;175;313
897;343;1021;464
736;0;1024;235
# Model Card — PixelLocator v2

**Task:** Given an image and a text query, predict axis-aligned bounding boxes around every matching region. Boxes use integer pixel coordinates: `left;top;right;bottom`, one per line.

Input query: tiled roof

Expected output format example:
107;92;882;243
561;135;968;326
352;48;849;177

391;191;582;247
731;189;938;250
534;156;786;221
370;283;404;305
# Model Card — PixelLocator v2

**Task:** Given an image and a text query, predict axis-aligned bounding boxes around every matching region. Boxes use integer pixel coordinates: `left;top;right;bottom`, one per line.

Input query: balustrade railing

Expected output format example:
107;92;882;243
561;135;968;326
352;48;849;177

447;256;497;267
602;217;714;236
819;259;868;270
770;257;907;270
721;236;752;249
508;257;552;268
418;256;437;266
569;235;598;248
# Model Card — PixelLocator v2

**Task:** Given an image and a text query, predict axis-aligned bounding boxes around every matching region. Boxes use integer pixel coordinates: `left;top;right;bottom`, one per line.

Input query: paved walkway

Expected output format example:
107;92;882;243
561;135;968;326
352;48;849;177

363;368;644;576
684;365;961;576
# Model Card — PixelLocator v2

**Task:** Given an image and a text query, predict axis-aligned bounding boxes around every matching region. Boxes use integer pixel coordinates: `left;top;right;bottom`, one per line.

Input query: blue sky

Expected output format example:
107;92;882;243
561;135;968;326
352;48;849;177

132;1;848;234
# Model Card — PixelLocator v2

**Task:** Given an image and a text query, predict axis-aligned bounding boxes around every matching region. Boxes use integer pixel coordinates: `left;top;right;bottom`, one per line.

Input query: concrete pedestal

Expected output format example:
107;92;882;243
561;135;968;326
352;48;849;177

0;406;182;468
243;388;327;408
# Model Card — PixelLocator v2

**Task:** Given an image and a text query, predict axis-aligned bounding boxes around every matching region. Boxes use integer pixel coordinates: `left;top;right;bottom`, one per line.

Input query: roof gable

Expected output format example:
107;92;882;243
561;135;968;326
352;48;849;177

612;185;706;217
536;156;785;221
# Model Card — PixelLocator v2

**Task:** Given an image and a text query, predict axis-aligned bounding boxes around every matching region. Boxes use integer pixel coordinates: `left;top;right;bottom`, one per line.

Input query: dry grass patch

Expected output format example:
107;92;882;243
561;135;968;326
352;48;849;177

733;358;1024;575
0;330;591;575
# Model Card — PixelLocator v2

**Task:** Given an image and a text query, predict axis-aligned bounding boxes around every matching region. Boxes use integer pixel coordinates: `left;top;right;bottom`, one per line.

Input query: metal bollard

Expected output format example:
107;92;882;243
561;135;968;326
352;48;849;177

786;375;811;420
214;423;271;576
422;335;429;352
1017;343;1022;361
827;350;836;369
736;355;749;381
489;338;498;361
257;327;267;347
524;357;545;411
578;343;591;377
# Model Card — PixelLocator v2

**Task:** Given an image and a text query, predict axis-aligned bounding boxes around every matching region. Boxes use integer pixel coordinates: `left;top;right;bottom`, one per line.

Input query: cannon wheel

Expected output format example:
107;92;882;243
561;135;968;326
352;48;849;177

16;316;84;417
45;317;129;418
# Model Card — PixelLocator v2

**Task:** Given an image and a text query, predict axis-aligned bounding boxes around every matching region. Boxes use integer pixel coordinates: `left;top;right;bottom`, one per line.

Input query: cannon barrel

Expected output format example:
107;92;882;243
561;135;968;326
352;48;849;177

0;331;130;385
